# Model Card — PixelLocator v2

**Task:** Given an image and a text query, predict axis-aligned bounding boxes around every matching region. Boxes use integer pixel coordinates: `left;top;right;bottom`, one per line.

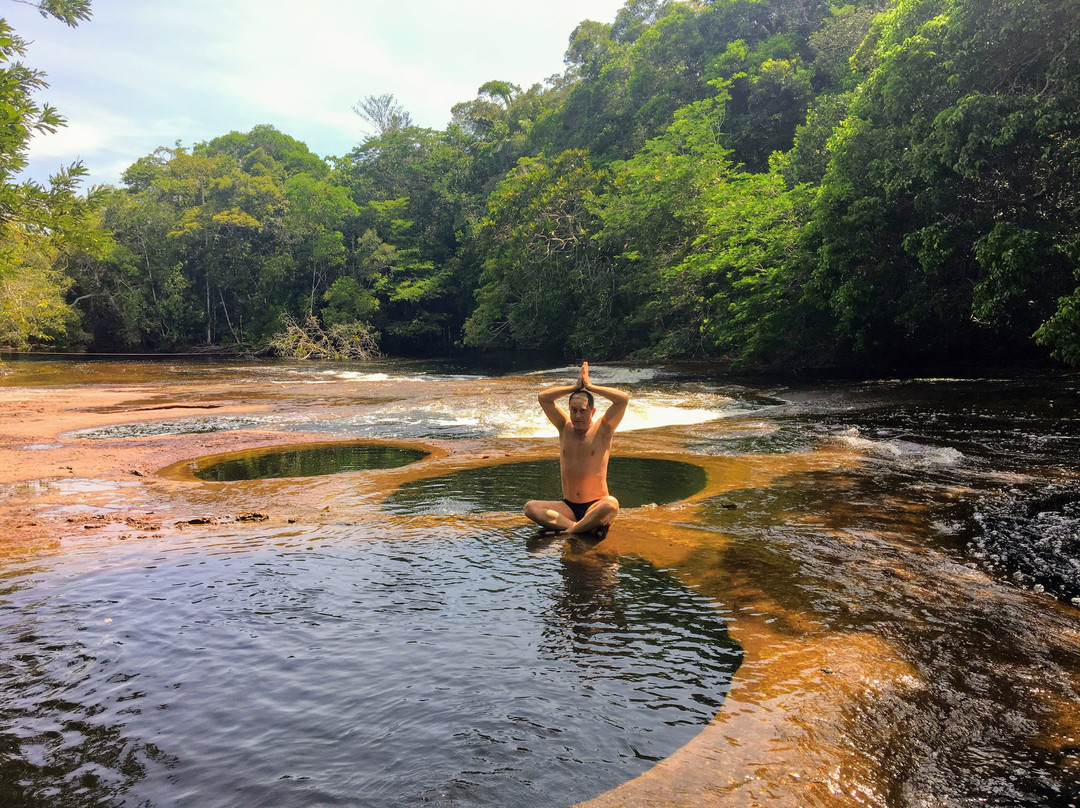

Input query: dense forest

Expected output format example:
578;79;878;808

2;0;1078;370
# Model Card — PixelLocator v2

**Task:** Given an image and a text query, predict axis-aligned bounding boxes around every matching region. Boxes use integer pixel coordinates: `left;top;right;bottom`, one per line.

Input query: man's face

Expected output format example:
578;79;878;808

569;396;594;431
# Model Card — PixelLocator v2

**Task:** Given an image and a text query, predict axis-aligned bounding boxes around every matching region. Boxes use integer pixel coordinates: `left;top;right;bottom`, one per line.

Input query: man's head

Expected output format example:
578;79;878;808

568;389;595;431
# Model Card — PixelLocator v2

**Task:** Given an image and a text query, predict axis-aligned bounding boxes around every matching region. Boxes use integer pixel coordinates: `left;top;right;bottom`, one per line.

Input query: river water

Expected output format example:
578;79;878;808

1;359;1079;806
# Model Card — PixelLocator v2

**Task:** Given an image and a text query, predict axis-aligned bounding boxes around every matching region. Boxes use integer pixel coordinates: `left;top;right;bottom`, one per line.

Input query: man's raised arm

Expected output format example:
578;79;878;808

538;382;576;429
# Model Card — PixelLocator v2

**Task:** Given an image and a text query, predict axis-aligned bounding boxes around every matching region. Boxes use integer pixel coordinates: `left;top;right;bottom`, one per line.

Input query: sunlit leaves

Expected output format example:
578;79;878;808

597;89;813;362
9;0;1079;369
0;8;108;349
19;0;91;27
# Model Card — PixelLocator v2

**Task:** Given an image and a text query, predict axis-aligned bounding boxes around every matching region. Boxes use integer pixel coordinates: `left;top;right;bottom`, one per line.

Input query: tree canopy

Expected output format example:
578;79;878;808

4;0;1079;371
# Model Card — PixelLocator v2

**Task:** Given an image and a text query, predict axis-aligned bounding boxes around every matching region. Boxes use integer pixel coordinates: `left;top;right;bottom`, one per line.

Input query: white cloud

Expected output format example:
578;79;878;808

12;0;628;186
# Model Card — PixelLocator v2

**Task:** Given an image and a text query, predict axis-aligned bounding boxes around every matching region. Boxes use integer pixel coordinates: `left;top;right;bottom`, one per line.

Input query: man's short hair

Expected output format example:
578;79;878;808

569;389;594;409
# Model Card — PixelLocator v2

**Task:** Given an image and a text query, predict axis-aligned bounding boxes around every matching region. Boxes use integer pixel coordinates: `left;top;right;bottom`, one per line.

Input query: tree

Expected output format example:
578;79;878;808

465;150;609;354
807;3;880;93
805;0;1080;365
279;173;357;318
596;87;804;360
564;19;621;79
710;34;816;172
80;186;194;349
87;147;289;348
354;93;413;136
0;1;106;350
10;0;90;26
612;0;672;44
197;124;330;179
332;122;482;352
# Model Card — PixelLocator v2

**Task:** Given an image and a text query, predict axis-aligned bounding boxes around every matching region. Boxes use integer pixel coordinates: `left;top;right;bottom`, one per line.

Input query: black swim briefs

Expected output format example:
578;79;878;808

563;498;599;521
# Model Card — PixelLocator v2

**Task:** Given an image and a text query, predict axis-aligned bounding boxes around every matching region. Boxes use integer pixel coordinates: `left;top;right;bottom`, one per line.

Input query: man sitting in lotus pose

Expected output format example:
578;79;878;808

524;361;630;535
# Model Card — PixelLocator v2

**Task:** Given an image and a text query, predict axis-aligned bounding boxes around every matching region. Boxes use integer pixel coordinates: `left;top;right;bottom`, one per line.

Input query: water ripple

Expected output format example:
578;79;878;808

0;525;740;808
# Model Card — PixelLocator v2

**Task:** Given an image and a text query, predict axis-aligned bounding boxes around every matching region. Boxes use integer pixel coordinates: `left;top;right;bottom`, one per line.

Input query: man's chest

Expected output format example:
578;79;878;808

561;428;609;460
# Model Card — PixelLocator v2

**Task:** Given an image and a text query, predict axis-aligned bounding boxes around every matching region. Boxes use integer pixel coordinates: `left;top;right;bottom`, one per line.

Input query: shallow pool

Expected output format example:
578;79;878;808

0;522;741;807
6;359;1080;804
383;457;708;514
190;442;429;481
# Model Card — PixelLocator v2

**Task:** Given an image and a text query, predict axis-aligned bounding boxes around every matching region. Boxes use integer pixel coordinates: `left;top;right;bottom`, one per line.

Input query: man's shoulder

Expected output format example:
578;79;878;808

557;423;577;444
594;417;617;436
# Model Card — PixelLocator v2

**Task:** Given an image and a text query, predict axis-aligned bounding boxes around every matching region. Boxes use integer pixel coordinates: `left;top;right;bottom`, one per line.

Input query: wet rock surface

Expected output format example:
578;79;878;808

693;472;1080;806
969;482;1080;603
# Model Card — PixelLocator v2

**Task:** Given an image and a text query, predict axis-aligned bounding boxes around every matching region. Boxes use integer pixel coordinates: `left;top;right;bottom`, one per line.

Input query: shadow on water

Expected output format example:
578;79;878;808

382;457;707;515
0;525;741;808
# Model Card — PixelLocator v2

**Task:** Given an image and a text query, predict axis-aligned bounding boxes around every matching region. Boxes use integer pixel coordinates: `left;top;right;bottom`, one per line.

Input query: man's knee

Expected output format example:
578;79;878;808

524;500;551;521
591;496;619;522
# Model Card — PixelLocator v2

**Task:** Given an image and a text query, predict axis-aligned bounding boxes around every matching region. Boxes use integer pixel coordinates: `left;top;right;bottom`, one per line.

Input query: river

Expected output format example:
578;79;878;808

1;358;1078;807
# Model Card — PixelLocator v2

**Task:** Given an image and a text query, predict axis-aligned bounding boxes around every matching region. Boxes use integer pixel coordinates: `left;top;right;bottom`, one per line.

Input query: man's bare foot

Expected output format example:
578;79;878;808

567;522;610;538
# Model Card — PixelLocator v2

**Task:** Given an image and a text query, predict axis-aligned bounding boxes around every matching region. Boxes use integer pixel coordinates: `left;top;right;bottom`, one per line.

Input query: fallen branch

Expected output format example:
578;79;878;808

268;314;380;361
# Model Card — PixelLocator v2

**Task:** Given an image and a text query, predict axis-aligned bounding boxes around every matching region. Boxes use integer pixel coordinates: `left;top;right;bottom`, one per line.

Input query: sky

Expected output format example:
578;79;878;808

10;0;628;188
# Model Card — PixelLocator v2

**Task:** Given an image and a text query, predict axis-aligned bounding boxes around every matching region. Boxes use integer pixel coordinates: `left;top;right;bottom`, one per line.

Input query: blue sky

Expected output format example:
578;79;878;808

10;0;627;188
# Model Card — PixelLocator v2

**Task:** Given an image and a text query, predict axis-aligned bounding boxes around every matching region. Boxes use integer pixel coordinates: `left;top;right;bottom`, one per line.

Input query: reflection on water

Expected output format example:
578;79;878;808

0;526;740;808
383;458;708;515
190;443;428;481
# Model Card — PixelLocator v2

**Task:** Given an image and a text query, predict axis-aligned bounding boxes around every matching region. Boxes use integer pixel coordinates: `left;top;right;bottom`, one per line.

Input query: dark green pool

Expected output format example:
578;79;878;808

383;457;707;515
192;443;428;481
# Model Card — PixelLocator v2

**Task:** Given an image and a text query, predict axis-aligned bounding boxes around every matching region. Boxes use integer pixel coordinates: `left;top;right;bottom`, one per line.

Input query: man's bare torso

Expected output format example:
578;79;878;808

559;420;613;502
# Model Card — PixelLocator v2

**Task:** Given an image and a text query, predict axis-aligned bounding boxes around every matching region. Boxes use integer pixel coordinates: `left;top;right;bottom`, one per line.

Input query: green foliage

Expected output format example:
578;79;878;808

1034;286;1080;366
81;140;352;350
0;8;108;349
596;90;736;355
330;123;484;352
0;238;80;347
593;88;817;364
807;4;880;92
465;150;609;354
805;0;1080;364
322;276;378;326
8;0;1080;370
782;92;852;186
710;34;816;171
21;1;91;26
196;124;329;179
